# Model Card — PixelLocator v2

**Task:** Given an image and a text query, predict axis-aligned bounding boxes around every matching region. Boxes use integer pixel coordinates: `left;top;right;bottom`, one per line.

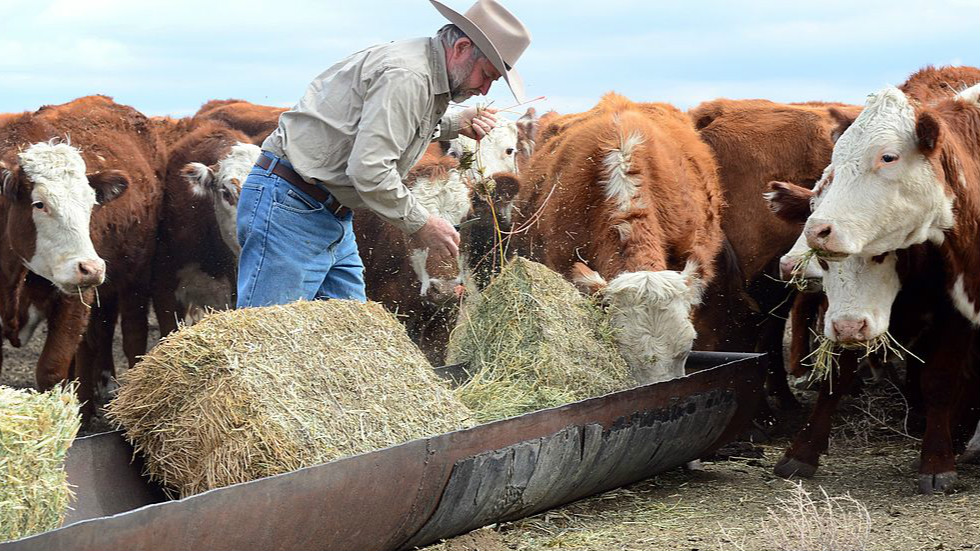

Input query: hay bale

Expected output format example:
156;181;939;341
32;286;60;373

0;384;81;542
106;300;472;498
448;257;631;422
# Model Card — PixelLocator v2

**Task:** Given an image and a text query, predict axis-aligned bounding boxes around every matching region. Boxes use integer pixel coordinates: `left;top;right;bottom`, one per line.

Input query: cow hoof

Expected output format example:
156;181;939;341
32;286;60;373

774;456;817;479
684;459;705;471
918;471;957;495
959;449;980;464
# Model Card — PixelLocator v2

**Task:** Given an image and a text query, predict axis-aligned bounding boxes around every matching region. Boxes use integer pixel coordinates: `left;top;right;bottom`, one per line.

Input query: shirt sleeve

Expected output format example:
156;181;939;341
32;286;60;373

346;67;431;234
436;109;462;141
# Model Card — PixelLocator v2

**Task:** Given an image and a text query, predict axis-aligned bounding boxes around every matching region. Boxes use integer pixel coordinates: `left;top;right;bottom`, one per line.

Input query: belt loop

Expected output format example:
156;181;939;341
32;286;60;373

262;151;279;176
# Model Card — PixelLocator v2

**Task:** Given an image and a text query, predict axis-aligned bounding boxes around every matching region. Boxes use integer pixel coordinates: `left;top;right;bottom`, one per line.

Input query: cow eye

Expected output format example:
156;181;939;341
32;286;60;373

881;153;899;164
505;148;515;156
448;149;460;159
32;201;44;210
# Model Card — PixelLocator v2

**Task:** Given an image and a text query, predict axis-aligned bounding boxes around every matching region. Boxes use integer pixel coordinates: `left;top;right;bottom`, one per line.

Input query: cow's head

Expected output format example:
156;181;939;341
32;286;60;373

408;164;472;302
450;122;519;180
804;86;960;257
1;141;127;293
573;261;703;385
765;178;827;287
183;142;261;256
821;252;901;343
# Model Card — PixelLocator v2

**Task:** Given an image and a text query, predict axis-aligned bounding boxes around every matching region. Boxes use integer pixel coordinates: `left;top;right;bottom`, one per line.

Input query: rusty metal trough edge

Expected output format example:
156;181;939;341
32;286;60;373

0;351;765;551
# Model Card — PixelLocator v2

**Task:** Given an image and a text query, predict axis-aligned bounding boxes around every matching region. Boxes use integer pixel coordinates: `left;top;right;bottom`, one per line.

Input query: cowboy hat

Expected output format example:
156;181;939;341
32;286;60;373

430;0;531;103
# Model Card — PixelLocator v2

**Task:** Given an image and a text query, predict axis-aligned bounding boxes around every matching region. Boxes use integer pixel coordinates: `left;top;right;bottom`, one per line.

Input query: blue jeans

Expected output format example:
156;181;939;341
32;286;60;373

236;152;366;308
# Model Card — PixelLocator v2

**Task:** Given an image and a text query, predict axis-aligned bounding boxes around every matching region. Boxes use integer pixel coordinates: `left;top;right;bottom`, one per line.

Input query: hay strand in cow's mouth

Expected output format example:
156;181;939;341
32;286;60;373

806;331;923;391
787;249;818;291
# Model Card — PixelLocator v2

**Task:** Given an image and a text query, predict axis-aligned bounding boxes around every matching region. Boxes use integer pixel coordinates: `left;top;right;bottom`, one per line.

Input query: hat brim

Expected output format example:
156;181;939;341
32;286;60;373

430;0;526;104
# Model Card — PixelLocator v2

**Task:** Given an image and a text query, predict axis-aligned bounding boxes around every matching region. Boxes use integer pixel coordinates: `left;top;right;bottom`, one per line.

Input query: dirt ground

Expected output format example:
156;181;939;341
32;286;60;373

425;384;980;551
4;320;979;550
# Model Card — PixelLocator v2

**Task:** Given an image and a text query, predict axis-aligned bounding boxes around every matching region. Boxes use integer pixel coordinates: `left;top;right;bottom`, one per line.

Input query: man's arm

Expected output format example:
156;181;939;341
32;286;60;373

346;68;432;235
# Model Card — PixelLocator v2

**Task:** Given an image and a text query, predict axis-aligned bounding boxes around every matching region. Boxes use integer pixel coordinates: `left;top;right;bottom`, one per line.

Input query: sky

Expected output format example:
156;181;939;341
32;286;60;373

1;0;978;120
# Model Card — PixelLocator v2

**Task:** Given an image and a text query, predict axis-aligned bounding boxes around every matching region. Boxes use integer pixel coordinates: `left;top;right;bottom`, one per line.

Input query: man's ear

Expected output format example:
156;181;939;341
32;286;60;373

88;169;129;204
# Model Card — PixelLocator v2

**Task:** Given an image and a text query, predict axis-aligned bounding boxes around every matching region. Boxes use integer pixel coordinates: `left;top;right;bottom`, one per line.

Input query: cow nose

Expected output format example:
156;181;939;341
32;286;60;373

805;222;835;250
779;256;797;280
77;259;105;286
832;318;868;342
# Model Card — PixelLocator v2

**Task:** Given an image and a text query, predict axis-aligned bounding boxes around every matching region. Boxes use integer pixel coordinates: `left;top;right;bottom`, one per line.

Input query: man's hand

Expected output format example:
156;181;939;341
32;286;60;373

459;106;498;141
412;215;460;261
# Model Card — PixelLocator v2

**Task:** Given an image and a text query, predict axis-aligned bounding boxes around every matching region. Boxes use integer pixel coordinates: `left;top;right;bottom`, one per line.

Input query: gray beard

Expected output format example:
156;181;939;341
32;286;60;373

448;56;477;103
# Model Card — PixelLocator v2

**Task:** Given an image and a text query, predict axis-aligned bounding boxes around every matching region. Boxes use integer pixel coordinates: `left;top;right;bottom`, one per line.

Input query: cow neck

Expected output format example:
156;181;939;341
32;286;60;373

935;101;980;325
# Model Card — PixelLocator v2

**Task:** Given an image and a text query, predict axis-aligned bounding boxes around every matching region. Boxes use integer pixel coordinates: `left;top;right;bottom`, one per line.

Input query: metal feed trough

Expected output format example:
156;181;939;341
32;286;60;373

1;351;765;551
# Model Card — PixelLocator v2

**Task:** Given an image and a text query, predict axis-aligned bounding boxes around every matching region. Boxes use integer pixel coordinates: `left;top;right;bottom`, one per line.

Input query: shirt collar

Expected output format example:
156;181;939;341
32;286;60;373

429;37;451;96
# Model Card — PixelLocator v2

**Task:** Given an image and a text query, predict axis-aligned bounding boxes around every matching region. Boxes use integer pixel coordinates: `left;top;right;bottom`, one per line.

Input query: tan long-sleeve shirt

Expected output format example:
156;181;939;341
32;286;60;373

262;37;461;234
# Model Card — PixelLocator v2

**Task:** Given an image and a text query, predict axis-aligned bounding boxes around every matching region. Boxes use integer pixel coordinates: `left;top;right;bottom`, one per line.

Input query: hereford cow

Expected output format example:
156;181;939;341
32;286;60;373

359;121;525;364
0;95;165;418
511;93;723;383
686;98;863;406
151;119;261;336
193;99;286;146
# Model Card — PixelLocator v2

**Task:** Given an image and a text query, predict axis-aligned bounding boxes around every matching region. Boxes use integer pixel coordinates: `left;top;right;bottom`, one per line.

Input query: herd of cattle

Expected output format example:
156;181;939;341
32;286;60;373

1;65;979;495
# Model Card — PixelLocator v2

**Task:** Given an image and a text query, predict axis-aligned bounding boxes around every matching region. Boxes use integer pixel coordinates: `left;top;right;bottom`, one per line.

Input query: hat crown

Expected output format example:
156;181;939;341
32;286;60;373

462;0;530;67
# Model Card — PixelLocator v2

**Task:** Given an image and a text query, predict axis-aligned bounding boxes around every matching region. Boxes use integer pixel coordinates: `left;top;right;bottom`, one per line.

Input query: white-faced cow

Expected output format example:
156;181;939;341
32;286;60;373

512;93;724;384
151;119;261;336
0;95;165;420
764;81;980;493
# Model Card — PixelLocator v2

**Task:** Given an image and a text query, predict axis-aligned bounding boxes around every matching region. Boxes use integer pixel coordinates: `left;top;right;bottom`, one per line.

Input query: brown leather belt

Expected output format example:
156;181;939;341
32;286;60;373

256;153;351;218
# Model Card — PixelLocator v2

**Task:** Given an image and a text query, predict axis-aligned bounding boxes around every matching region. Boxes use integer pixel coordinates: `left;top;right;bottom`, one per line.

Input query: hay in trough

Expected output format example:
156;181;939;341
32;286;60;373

106;300;472;498
0;384;81;542
448;257;630;422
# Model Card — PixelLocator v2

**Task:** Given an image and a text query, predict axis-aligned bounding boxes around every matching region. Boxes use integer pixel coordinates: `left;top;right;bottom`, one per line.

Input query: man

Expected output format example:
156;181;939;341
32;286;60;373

236;0;532;308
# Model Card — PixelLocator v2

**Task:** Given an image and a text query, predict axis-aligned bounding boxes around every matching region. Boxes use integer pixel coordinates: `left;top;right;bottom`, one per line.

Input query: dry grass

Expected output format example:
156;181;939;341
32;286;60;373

721;482;872;551
0;383;81;542
448;258;631;422
804;332;921;393
106;300;472;498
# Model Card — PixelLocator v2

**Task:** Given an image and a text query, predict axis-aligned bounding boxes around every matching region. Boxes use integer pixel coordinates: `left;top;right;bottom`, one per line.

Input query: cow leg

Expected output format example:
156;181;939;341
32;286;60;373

120;292;150;368
35;295;90;391
75;293;119;421
916;319;971;494
774;350;860;478
761;310;800;410
151;270;183;338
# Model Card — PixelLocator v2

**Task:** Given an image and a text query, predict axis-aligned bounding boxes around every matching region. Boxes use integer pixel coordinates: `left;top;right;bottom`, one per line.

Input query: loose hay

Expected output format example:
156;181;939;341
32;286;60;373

106;300;472;498
805;330;922;391
448;257;631;422
0;384;81;542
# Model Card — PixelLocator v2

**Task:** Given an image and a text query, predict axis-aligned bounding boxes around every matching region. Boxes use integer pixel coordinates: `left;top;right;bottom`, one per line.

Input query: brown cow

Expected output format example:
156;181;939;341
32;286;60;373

768;179;980;494
512;93;723;383
683;98;863;406
193;99;286;146
0;95;164;418
151;119;261;336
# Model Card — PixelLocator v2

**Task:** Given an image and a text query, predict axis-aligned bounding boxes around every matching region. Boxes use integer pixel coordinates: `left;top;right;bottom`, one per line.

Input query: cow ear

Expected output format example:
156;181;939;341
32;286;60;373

915;110;943;156
828;107;857;143
764;181;813;225
88;170;129;204
516;108;538;157
571;262;607;295
1;164;28;203
181;162;216;196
